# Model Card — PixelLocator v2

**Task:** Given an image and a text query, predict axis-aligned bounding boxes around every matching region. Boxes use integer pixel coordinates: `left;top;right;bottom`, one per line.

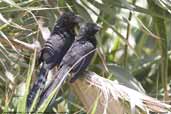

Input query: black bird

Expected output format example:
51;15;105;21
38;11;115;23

37;23;101;107
27;12;82;109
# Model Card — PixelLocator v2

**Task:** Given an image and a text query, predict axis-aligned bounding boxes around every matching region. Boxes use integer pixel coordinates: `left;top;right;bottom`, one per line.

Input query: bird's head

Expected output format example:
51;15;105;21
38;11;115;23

80;23;101;36
57;11;82;29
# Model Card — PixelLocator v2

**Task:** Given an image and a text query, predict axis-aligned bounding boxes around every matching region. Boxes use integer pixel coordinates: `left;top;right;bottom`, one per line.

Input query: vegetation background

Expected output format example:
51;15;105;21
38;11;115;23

0;0;171;113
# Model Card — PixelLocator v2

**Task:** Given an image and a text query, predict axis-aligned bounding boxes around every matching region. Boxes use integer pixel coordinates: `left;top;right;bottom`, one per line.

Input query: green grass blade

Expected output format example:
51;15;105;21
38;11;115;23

17;49;37;114
91;94;100;114
29;89;41;112
36;86;59;113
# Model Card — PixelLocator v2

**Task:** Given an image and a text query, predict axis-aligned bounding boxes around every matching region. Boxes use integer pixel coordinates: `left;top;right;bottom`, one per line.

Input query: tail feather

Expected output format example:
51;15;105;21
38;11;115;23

27;64;48;109
37;66;70;107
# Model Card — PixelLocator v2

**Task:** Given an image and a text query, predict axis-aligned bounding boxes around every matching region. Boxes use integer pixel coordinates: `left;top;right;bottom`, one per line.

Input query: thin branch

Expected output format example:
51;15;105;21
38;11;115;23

0;38;40;51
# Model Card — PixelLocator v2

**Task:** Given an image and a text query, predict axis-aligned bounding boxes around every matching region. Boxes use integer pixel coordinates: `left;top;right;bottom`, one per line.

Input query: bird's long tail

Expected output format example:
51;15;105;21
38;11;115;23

27;63;48;109
37;66;70;107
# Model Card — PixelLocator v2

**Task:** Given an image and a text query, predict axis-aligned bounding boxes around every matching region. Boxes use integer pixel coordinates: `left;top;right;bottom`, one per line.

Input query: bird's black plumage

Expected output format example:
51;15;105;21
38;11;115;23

37;23;101;108
27;12;82;109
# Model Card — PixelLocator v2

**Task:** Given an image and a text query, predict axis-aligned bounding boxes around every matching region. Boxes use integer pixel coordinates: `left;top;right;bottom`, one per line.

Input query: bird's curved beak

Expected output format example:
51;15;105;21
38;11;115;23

74;15;84;23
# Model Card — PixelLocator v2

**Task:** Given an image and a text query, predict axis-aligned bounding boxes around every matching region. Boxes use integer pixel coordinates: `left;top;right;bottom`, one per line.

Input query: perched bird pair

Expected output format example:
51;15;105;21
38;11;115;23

27;11;100;110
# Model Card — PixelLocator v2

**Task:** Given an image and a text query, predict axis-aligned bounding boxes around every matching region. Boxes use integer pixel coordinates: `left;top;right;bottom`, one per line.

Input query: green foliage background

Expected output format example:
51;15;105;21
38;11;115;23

0;0;171;113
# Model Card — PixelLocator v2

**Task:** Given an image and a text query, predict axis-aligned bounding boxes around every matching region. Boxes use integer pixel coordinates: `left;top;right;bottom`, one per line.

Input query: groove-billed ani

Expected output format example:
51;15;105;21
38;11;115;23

37;23;101;107
27;12;82;109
